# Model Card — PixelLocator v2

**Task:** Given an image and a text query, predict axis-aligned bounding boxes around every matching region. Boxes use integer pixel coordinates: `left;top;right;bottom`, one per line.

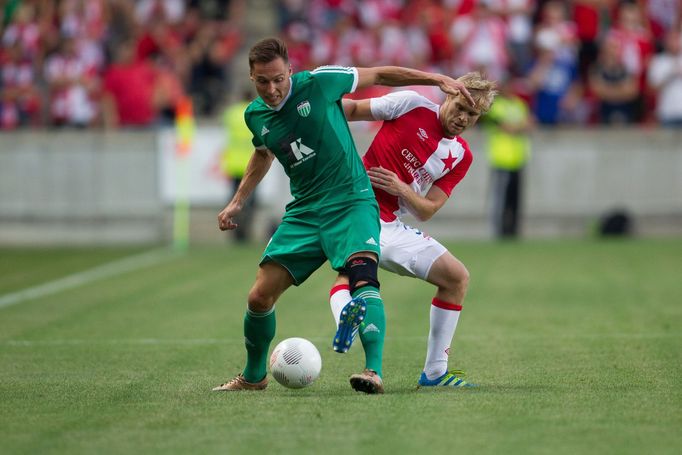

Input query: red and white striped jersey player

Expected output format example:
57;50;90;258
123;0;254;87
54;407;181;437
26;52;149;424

330;72;497;388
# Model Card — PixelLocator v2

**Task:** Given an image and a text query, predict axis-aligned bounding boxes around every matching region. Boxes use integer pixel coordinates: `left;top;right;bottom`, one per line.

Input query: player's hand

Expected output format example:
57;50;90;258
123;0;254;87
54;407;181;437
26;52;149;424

438;76;475;107
367;166;408;197
218;204;240;231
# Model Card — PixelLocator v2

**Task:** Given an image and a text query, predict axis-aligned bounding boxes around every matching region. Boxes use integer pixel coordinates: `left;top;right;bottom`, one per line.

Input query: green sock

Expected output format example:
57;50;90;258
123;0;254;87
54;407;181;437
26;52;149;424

242;307;276;383
353;286;385;377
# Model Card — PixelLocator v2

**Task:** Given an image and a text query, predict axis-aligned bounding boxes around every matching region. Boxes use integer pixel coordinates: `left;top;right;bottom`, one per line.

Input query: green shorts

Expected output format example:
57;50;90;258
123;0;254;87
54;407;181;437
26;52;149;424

261;199;381;285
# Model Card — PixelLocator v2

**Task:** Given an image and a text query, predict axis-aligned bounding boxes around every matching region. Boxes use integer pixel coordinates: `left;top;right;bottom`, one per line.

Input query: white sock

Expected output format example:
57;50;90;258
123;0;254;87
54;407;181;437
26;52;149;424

423;298;462;380
329;284;352;326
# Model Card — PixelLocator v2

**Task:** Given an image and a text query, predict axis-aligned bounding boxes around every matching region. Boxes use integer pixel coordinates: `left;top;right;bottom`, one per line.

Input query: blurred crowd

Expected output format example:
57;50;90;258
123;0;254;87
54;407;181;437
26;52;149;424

0;0;244;129
279;0;682;127
1;0;681;130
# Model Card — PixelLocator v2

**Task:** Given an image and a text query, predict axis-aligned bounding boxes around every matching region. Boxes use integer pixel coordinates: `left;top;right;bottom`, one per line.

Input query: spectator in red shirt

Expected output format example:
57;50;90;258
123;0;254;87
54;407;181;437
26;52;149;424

102;39;157;128
573;0;611;83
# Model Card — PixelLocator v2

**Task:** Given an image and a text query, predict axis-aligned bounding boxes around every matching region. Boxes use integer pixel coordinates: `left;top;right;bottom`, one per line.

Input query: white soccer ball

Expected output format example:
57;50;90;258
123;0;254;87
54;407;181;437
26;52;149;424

269;337;322;389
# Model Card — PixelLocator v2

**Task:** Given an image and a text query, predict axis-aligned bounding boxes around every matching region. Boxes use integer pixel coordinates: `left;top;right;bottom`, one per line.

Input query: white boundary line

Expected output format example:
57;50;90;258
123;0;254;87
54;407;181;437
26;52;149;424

0;248;177;310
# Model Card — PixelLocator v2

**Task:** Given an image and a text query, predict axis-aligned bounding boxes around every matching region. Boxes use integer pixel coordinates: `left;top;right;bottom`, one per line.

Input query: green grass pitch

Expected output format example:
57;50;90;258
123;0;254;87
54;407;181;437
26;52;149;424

1;238;681;454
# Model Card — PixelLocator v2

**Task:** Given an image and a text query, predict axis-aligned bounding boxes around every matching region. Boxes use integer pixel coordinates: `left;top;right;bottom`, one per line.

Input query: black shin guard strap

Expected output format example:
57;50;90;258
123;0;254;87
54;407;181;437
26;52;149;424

346;256;380;292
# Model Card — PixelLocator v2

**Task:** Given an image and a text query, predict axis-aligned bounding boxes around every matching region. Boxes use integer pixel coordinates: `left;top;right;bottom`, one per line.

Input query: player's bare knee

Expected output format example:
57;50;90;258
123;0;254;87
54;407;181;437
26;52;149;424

456;265;470;291
442;263;469;294
457;265;470;289
345;256;380;293
247;288;275;312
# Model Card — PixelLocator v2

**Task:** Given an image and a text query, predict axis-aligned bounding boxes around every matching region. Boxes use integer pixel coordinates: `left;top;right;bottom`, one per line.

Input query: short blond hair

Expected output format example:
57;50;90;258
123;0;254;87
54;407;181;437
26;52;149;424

456;72;498;114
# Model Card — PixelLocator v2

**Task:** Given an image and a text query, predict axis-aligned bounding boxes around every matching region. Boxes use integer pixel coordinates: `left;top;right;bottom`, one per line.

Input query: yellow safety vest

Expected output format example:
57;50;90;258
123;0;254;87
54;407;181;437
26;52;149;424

485;96;531;171
221;101;253;178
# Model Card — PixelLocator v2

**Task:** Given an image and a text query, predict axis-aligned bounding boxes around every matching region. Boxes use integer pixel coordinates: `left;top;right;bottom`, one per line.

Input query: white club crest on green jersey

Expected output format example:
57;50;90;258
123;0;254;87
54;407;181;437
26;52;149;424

297;100;311;117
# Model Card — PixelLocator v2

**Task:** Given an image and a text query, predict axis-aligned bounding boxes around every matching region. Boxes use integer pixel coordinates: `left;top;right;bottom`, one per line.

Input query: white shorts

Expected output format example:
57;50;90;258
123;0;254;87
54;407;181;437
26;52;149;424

378;219;447;280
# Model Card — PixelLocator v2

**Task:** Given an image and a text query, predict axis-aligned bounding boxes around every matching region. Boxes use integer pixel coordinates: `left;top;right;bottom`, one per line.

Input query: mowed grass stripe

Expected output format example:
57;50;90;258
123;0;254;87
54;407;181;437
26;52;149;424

0;239;680;455
1;329;681;347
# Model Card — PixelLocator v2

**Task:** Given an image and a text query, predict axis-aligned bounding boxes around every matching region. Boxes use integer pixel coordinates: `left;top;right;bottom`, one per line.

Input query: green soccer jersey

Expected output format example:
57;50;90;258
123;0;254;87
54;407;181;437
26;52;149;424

244;66;374;212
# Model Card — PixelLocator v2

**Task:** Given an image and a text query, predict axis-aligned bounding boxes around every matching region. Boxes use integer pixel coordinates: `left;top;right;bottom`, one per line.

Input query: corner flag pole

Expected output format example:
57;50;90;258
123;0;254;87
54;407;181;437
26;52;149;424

173;96;195;251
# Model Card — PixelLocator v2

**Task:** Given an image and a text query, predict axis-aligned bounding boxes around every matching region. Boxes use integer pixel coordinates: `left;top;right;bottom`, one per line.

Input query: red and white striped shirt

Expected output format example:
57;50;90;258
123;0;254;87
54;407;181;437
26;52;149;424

364;90;472;222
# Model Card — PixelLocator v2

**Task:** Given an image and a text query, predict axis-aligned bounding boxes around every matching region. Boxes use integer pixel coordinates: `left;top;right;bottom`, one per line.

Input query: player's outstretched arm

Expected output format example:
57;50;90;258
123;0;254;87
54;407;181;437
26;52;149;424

368;167;449;222
218;148;274;231
342;99;375;122
355;67;475;106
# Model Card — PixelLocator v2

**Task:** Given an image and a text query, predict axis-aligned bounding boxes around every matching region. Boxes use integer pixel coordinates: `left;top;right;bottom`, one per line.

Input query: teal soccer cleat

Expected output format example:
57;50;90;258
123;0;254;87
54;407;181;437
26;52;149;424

333;297;366;353
417;370;475;388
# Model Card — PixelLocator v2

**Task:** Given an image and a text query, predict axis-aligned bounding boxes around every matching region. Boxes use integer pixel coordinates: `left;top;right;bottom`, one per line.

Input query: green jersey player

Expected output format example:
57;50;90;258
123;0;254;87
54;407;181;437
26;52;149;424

212;37;474;394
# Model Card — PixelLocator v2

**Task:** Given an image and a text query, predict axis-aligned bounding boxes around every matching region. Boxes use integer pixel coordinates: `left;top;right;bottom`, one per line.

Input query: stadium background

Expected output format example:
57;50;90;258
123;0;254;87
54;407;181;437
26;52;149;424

1;2;681;454
1;0;681;245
